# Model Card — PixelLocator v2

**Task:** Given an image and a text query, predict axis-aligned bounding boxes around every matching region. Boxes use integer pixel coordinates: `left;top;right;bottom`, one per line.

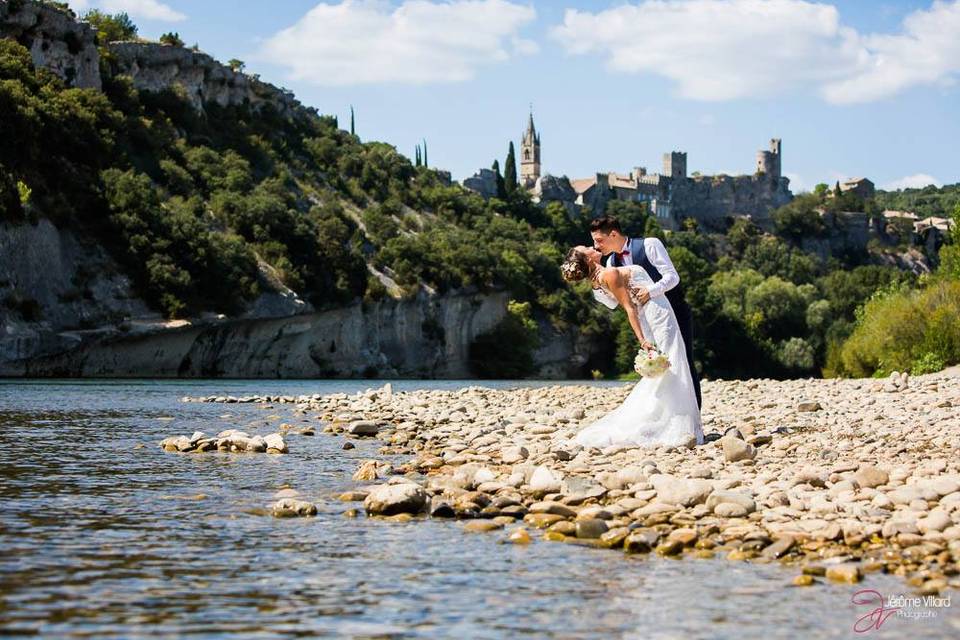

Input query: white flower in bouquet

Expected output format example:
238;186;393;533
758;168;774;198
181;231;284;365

634;347;671;378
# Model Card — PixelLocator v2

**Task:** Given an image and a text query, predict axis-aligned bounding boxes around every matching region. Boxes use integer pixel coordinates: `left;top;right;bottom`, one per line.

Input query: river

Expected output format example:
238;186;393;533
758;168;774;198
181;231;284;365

0;379;956;639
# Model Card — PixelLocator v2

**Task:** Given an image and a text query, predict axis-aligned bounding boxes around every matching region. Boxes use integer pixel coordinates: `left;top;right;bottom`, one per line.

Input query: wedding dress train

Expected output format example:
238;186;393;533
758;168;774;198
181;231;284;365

574;265;703;448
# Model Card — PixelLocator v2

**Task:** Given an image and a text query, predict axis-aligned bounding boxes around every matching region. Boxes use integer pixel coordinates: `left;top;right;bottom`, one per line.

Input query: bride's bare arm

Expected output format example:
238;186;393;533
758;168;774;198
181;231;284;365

602;268;652;348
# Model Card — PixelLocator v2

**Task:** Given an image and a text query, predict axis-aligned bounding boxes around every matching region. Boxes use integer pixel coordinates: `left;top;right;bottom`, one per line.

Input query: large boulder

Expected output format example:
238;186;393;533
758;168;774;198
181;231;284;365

364;483;427;516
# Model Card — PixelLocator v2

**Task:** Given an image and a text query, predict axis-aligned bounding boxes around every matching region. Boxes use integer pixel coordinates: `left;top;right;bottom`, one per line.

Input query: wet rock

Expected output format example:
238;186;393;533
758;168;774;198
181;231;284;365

508;528;532;544
667;528;698;547
524;513;565;529
463;520;503;533
272;498;317;517
762;537;795;559
624;529;660;553
575;519;608;539
363;483;427;516
341;441;356;450
825;563;861;584
656;539;685;556
264;433;287;453
348;420;382;437
352;460;380;482
528;501;577;518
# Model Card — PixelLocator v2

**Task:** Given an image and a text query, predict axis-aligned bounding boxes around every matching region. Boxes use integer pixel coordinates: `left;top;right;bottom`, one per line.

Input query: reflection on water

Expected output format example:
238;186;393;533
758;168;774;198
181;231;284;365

0;379;957;639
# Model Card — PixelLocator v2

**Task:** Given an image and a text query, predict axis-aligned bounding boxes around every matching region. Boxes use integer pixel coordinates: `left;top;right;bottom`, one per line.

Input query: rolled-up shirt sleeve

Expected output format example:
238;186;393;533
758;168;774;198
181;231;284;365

644;238;680;298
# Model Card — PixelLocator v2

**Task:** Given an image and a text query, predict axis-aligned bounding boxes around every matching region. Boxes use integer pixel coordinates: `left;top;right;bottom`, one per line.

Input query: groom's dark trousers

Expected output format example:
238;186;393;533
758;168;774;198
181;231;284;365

612;240;702;409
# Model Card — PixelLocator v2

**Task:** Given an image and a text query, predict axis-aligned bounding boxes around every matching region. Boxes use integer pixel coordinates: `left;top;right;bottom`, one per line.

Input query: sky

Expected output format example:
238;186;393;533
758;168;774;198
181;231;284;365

67;0;960;192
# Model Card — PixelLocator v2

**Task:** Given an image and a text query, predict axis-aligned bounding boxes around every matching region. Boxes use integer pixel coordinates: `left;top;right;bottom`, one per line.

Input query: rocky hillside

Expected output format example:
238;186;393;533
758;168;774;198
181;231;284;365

0;0;603;378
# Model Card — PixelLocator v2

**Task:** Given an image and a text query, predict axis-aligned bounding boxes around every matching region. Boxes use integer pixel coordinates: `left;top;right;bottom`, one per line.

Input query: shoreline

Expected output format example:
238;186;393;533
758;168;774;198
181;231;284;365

185;371;960;594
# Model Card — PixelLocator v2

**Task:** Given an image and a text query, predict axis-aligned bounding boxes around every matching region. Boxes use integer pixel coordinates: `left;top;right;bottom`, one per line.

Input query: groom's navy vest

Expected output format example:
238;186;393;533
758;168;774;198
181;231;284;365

612;238;689;313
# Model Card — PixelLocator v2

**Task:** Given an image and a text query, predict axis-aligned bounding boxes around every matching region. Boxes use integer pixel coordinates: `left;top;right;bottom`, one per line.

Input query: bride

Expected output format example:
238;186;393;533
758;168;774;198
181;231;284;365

561;245;703;448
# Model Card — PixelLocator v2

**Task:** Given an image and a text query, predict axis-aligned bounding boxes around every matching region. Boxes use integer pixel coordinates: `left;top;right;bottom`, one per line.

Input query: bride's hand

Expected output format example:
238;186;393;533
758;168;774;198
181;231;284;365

640;340;656;352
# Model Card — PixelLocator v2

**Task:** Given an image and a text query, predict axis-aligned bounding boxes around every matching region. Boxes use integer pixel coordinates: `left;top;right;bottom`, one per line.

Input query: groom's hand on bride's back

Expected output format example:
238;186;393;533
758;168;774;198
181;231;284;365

631;287;650;305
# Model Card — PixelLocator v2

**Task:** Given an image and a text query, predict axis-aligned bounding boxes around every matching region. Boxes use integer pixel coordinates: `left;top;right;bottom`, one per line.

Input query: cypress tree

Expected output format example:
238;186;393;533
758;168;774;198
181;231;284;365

350;106;355;136
492;159;506;199
415;145;421;167
422;139;428;168
504;141;517;194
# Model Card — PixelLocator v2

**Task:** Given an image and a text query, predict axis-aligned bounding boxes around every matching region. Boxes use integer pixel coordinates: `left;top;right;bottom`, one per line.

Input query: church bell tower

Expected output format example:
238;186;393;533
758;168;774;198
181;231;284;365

520;110;541;189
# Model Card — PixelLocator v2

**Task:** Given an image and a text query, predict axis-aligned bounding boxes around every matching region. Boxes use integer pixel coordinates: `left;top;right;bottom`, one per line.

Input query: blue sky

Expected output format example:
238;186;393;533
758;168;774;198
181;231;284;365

69;1;959;192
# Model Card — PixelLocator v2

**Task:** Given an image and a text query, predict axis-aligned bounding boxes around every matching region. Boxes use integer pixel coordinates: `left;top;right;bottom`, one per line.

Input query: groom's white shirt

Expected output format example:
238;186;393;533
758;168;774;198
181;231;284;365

592;237;680;309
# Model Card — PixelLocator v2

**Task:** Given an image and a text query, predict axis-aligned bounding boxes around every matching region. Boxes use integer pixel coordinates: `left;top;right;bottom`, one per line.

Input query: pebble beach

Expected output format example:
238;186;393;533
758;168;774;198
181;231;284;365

183;368;960;595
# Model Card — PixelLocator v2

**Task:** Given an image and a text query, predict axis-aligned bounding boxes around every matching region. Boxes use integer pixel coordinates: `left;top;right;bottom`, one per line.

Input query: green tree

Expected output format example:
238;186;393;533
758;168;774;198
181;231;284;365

491;159;506;198
727;217;761;257
350;105;355;136
772;193;825;243
82;10;138;43
503;141;517;194
159;32;184;47
227;59;245;72
840;279;960;377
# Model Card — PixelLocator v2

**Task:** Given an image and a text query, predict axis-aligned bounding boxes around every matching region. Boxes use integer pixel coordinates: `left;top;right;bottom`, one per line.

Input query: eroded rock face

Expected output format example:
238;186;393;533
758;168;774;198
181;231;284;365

107;42;302;115
0;1;101;90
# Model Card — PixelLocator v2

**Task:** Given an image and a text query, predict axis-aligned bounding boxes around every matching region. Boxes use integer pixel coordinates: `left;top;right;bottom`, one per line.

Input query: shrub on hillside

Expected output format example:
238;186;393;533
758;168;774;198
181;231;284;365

839;279;960;377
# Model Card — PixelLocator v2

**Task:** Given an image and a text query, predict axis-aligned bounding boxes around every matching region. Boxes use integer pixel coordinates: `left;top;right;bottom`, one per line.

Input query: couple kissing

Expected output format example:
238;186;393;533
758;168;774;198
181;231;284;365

560;215;703;449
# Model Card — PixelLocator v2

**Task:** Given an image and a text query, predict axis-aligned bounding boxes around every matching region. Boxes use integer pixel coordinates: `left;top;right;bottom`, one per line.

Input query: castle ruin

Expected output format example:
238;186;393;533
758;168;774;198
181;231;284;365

463;113;793;230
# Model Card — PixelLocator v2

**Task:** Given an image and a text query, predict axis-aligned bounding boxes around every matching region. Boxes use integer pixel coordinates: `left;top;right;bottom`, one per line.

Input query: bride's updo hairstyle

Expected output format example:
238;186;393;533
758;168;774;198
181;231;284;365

561;247;590;282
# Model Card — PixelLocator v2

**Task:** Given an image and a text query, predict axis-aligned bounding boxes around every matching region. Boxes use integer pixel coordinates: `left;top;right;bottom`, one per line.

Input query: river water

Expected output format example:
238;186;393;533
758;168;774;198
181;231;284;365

0;379;957;639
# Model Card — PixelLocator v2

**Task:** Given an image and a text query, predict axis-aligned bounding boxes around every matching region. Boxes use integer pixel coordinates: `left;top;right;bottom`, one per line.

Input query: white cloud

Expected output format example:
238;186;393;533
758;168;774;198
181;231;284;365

881;173;943;190
257;0;537;86
101;0;185;22
72;0;186;21
822;1;960;104
550;0;960;104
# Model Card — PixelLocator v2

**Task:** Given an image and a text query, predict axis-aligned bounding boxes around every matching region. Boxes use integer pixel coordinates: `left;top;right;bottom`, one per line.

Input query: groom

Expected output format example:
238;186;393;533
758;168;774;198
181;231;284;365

589;215;702;408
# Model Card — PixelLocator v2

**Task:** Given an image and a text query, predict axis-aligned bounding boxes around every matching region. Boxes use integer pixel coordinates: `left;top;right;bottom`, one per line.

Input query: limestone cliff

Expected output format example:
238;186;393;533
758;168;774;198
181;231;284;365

107;42;302;116
5;287;508;379
0;0;100;89
0;219;508;378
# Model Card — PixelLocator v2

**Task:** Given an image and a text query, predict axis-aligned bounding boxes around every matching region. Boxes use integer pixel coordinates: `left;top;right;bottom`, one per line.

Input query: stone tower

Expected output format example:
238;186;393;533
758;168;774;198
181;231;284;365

663;151;687;179
520;110;541;188
756;138;782;179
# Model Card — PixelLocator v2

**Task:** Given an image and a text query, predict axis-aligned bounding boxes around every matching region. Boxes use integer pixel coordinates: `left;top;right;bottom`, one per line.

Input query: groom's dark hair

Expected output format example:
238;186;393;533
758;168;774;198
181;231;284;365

589;215;622;235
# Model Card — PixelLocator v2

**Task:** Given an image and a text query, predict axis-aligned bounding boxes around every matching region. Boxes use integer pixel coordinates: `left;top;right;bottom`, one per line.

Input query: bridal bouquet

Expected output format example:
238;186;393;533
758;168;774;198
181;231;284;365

634;347;671;378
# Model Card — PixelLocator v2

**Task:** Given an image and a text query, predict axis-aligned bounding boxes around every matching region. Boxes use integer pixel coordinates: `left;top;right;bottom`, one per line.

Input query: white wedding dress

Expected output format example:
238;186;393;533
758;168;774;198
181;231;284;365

574;265;703;448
